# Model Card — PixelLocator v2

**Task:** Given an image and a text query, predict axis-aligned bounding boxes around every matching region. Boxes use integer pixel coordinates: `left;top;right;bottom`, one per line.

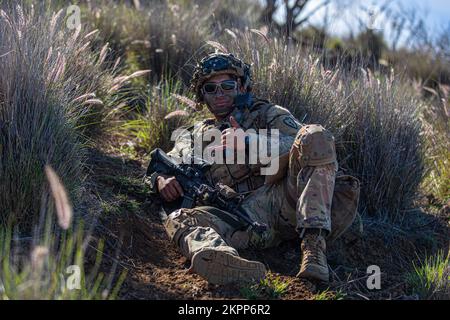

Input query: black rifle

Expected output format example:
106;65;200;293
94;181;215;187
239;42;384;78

145;148;267;234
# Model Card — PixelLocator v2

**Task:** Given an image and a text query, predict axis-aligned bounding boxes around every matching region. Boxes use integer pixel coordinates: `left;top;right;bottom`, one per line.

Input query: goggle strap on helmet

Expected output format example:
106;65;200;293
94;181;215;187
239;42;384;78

190;53;252;102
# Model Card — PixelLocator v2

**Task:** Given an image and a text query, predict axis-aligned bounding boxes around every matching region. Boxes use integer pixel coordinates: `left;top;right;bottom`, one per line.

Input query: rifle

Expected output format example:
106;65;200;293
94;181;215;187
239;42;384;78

145;148;267;234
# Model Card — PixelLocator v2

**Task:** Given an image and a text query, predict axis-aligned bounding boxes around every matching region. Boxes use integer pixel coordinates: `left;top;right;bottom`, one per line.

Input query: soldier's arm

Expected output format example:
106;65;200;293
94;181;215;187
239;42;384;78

244;105;301;181
265;104;301;154
246;104;301;157
146;127;193;194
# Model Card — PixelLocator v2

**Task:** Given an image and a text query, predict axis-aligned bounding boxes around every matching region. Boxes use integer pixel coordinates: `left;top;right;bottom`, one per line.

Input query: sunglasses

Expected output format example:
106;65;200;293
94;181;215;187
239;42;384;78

202;80;237;94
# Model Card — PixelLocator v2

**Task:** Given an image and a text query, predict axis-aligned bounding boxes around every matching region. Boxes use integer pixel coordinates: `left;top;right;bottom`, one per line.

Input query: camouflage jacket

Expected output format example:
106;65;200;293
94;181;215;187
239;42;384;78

147;97;301;194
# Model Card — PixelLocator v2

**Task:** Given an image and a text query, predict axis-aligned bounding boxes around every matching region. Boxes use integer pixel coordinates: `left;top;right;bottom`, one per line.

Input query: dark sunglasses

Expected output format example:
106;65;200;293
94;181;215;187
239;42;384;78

202;80;237;94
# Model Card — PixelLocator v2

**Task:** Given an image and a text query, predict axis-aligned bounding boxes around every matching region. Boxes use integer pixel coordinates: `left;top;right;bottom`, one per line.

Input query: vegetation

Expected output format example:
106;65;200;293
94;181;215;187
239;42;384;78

240;273;290;299
406;251;450;300
0;0;448;300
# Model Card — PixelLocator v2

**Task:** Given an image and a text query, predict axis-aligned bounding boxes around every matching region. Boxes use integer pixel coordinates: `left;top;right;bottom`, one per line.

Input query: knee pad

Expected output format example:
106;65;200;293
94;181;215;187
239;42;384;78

293;124;337;167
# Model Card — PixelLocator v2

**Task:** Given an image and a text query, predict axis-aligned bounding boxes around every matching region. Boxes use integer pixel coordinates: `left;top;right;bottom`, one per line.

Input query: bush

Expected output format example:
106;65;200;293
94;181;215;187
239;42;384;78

111;79;203;157
82;0;212;85
217;31;425;219
82;0;259;85
0;4;116;231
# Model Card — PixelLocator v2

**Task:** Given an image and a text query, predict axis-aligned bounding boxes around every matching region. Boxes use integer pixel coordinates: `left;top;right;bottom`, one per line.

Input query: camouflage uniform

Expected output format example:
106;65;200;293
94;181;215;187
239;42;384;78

146;53;359;283
150;99;338;260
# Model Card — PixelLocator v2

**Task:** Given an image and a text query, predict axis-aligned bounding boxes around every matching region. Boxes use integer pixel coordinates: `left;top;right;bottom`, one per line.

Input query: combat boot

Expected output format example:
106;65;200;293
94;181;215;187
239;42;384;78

190;248;267;285
297;229;329;282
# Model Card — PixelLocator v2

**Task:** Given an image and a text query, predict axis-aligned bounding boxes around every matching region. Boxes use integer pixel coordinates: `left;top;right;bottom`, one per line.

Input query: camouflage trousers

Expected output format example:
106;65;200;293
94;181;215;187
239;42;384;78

163;129;337;260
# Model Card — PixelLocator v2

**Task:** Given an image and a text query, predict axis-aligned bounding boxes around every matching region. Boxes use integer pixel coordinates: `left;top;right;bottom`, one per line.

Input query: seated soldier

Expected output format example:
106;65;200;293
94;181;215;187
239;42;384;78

146;53;358;285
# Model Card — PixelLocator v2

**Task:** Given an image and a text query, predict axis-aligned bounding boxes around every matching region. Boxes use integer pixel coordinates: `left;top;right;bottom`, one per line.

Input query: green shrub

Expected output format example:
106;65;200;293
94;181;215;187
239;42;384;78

111;79;203;157
240;273;290;299
406;251;450;300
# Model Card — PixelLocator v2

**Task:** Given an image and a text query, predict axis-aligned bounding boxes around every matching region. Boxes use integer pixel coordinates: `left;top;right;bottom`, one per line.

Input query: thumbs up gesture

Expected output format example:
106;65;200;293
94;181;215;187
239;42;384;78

211;116;248;154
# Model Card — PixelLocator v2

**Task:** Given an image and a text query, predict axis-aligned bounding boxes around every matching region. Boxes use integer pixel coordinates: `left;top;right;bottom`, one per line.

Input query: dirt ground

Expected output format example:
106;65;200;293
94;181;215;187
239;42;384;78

81;136;450;300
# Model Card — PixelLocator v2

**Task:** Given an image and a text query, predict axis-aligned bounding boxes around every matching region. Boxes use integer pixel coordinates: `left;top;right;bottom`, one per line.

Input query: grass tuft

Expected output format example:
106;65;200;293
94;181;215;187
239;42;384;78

406;251;450;300
240;273;290;300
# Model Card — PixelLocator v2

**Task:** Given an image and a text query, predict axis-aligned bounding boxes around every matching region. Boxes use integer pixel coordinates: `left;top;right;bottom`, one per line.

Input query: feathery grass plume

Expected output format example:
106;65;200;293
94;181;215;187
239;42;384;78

44;165;72;230
164;110;190;120
30;245;49;271
250;28;270;44
206;40;229;54
0;3;118;231
82;99;104;106
71;93;97;103
171;93;199;111
225;28;237;39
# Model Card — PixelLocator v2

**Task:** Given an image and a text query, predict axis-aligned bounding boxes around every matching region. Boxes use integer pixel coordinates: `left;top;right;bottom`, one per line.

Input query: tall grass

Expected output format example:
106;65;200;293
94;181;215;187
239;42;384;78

111;26;425;219
82;0;211;84
111;79;204;156
82;0;258;85
0;220;126;299
0;3;121;231
217;31;425;219
419;84;450;203
0;165;126;300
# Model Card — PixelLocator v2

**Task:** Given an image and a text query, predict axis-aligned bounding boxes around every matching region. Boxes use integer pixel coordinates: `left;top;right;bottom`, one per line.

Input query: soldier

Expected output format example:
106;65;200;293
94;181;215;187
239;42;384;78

146;53;359;285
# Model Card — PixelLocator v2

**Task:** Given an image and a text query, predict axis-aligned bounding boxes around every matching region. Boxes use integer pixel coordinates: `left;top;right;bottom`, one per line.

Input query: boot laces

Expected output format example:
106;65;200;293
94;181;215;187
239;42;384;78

302;234;324;264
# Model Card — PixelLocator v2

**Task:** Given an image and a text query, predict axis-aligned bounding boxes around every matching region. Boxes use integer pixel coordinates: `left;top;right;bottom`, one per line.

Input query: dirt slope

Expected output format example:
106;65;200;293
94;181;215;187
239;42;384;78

83;137;449;300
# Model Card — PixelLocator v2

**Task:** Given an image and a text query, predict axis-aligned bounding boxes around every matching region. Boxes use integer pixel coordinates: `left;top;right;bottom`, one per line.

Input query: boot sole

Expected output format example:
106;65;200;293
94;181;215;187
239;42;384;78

191;249;267;285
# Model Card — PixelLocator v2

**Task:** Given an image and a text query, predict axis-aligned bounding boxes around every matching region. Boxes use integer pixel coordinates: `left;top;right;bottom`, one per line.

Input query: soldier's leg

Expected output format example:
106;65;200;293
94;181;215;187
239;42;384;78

285;124;338;281
164;206;266;284
285;124;337;234
240;180;298;249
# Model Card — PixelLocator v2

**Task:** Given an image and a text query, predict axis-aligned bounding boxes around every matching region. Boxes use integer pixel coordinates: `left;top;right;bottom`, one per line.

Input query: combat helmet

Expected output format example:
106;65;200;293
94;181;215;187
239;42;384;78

190;53;252;103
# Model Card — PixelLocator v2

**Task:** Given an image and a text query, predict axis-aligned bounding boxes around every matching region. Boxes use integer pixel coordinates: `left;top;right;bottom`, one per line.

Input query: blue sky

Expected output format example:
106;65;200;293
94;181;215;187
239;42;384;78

268;0;450;47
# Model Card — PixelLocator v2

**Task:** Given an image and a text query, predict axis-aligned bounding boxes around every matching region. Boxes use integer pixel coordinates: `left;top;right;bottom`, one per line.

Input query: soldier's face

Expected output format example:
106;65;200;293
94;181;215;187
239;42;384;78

202;74;244;118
